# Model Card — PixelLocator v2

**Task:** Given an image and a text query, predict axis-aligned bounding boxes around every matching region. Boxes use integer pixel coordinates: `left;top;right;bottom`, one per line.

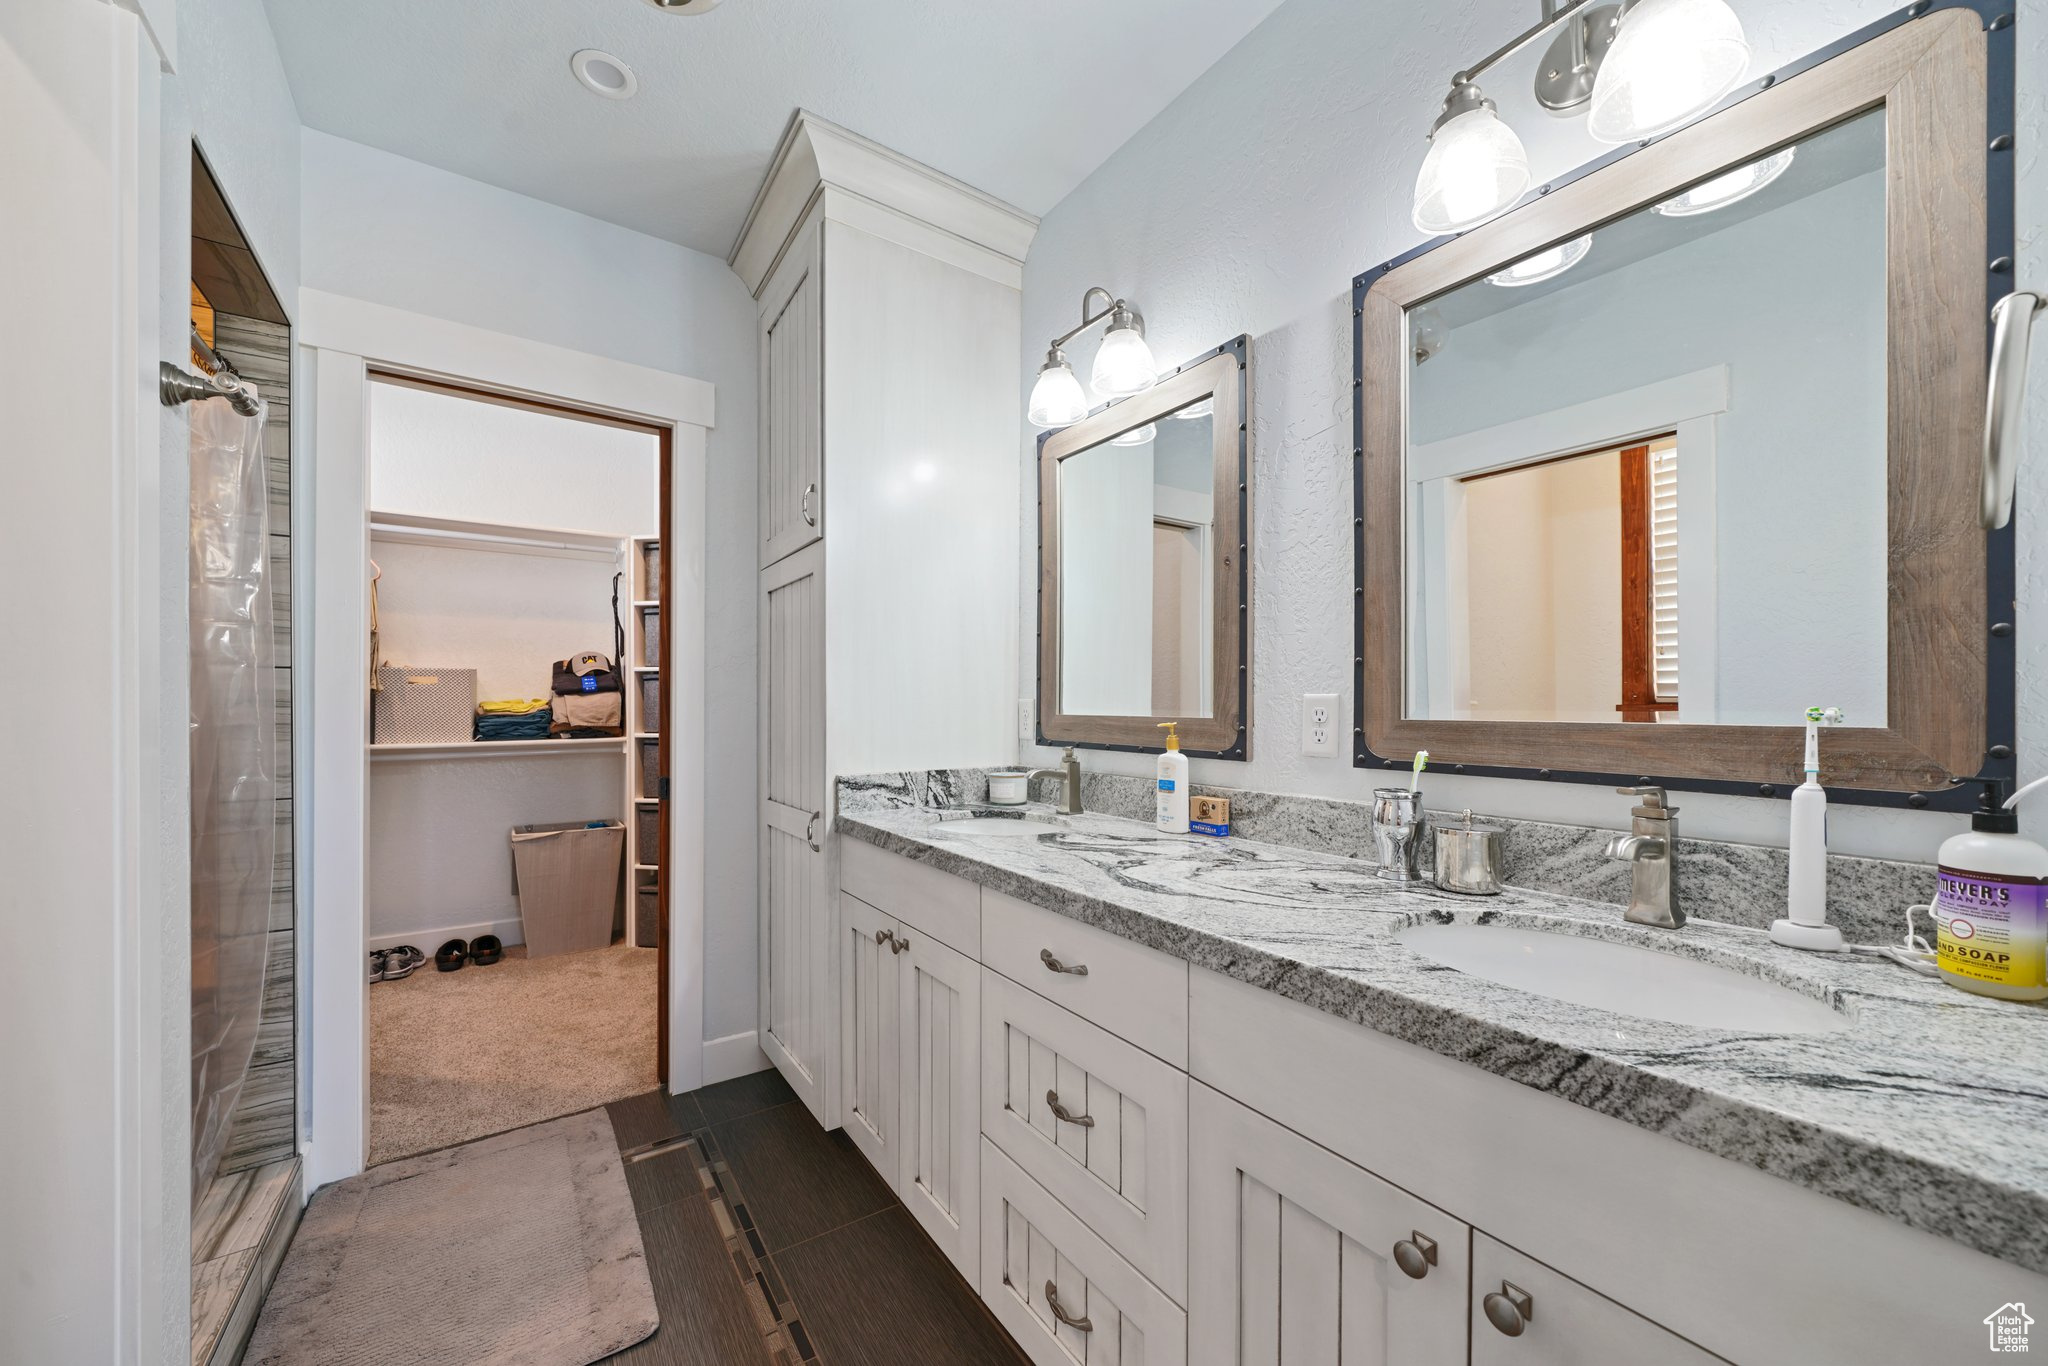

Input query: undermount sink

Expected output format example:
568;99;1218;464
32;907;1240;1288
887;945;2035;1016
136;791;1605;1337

931;813;1069;838
1396;922;1850;1034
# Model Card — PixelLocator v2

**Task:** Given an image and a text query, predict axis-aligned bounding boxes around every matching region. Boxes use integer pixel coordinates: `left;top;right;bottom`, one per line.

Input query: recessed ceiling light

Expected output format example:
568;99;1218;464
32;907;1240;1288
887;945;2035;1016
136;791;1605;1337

1655;147;1796;217
571;49;638;100
1487;233;1593;288
643;0;722;12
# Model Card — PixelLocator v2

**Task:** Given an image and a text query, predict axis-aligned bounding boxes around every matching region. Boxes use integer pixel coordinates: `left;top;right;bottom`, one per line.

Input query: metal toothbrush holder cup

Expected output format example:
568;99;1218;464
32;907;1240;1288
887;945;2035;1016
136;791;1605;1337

1371;788;1428;883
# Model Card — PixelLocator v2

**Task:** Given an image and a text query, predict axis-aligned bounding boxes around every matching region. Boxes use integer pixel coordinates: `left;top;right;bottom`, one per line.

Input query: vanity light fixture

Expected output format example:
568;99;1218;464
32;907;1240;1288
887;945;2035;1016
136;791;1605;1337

1028;286;1160;428
1172;397;1214;420
1410;306;1447;365
570;49;638;100
1487;233;1593;287
1110;423;1158;447
1410;0;1748;233
1654;147;1795;216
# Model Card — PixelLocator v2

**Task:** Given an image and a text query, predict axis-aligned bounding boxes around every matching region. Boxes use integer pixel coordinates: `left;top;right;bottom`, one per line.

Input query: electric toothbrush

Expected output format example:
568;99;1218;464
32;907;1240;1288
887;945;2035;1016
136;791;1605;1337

1771;706;1847;952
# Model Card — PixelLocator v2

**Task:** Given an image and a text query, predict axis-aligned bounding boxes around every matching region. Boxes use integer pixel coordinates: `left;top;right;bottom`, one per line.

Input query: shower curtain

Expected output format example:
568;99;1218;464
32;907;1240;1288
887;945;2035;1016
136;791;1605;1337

189;392;277;1204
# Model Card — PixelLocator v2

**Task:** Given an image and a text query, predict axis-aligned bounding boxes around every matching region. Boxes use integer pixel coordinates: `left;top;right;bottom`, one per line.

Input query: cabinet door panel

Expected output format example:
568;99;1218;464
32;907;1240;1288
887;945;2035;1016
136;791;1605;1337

981;971;1188;1302
982;1139;1186;1366
1469;1234;1726;1366
1189;1083;1467;1366
838;892;900;1181
898;927;979;1282
758;545;832;1124
760;222;822;567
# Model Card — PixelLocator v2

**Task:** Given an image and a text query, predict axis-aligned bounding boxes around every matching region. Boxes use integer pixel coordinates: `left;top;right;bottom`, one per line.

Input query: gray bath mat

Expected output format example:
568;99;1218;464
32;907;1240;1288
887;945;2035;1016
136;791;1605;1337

245;1109;657;1365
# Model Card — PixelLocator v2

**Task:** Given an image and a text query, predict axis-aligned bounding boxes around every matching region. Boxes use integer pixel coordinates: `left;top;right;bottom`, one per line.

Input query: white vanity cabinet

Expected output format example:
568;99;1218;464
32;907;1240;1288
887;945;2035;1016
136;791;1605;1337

1468;1235;1725;1366
1188;1083;1470;1365
741;112;1033;1128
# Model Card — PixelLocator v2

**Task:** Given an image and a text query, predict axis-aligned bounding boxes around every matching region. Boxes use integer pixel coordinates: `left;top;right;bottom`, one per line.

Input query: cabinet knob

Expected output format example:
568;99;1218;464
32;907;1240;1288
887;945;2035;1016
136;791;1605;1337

1391;1231;1438;1279
1044;1281;1094;1333
1483;1281;1534;1337
1040;948;1089;976
873;929;892;946
890;932;909;955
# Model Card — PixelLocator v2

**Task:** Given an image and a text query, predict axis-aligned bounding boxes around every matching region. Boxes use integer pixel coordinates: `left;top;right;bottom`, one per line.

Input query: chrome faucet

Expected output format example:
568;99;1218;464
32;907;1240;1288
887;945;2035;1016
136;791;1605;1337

1604;786;1684;929
1027;747;1083;816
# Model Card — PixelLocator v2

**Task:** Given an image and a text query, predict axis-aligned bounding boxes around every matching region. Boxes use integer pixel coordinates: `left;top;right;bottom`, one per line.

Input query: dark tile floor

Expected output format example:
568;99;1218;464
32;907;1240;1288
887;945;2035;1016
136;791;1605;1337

600;1071;1028;1365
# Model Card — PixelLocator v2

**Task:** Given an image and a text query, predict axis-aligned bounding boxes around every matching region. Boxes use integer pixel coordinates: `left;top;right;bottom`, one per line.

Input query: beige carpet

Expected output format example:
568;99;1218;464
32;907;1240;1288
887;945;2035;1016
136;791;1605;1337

371;941;658;1166
246;1109;657;1366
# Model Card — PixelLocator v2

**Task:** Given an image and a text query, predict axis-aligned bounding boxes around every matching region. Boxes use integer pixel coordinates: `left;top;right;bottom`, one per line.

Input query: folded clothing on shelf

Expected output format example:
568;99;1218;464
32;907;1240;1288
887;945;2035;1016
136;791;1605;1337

474;706;555;741
550;691;624;738
477;697;551;716
553;652;624;696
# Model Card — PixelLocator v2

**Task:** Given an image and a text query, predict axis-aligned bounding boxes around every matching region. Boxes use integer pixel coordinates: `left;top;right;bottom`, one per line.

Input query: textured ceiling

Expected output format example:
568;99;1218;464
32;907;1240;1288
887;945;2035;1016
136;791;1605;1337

263;0;1288;257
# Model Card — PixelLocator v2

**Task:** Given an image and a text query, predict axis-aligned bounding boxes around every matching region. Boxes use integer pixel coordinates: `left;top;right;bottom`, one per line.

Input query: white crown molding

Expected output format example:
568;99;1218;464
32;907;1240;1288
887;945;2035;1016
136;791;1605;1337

729;109;1040;296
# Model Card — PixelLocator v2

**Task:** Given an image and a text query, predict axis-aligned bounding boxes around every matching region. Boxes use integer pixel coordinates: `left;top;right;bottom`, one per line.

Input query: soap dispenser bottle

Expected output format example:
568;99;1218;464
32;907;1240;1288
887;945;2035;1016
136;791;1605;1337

1155;722;1190;834
1933;775;2048;1001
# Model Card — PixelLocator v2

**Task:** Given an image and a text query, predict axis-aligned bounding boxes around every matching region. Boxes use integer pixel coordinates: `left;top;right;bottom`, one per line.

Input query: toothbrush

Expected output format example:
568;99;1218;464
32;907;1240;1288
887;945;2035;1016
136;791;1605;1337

1408;750;1429;795
1772;707;1846;952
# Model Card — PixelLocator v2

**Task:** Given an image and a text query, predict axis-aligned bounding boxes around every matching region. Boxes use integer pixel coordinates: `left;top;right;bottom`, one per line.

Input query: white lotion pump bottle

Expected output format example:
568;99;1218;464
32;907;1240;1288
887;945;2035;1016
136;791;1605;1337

1773;706;1847;952
1155;722;1190;833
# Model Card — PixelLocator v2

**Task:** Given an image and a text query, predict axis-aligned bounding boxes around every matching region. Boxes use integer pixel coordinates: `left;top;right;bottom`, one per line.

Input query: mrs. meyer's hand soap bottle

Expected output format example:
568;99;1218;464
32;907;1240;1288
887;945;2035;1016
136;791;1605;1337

1933;776;2048;1002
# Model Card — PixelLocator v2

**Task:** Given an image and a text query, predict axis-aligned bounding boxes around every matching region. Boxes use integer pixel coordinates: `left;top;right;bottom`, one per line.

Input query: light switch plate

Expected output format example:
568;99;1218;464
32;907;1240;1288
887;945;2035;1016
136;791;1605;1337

1302;693;1340;756
1019;698;1035;742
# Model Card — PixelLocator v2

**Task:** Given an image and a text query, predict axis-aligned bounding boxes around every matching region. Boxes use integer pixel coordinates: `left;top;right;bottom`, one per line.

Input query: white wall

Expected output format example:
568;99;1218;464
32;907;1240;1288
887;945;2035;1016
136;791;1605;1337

369;381;659;536
1018;0;2048;862
301;129;763;1041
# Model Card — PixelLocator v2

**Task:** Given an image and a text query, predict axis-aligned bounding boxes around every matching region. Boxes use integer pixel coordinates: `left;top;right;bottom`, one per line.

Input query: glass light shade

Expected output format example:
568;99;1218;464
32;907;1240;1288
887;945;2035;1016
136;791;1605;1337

1027;358;1089;428
1091;324;1159;397
1487;233;1593;287
1172;396;1214;420
1409;306;1447;365
1655;147;1795;216
1587;0;1750;144
1110;423;1157;447
1412;106;1531;234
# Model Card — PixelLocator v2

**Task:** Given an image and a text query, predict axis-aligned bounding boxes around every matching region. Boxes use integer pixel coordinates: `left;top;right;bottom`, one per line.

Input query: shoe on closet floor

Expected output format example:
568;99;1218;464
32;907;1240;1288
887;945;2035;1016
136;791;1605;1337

367;949;389;983
468;935;504;966
435;939;469;972
382;945;425;981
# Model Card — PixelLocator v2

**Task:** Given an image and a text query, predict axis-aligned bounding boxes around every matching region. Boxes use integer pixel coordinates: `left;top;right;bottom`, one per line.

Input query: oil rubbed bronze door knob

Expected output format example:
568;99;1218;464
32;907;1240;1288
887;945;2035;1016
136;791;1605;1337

1392;1231;1438;1279
1483;1282;1534;1337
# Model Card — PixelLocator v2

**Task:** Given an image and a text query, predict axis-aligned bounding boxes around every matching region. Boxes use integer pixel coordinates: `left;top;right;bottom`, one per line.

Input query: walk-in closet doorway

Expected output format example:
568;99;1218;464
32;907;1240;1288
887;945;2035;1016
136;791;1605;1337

301;293;716;1190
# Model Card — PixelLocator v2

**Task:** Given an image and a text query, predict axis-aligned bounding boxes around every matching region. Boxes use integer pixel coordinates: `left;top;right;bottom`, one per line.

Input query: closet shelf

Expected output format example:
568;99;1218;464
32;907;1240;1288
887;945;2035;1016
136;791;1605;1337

368;738;629;761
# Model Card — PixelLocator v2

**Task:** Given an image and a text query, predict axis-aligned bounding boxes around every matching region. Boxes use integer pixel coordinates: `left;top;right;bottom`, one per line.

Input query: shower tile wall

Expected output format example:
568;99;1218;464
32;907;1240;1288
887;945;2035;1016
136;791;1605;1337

212;312;296;1174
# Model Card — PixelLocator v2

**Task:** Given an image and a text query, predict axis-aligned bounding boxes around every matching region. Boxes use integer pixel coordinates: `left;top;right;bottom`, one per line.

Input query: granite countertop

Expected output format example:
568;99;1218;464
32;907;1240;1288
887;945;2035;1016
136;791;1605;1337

836;799;2048;1275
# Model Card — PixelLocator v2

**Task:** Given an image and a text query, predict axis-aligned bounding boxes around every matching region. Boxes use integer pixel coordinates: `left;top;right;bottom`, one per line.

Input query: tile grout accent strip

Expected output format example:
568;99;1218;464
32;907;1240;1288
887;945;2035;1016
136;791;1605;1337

680;1125;820;1363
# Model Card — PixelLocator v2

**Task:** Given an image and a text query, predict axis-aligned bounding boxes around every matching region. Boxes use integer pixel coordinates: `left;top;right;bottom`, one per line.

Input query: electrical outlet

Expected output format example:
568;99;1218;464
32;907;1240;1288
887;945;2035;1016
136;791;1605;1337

1302;693;1340;756
1019;698;1035;742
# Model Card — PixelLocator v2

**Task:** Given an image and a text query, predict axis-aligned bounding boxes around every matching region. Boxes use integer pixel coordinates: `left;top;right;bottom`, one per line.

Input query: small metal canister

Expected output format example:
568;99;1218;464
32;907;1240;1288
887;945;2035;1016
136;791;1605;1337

1433;809;1506;895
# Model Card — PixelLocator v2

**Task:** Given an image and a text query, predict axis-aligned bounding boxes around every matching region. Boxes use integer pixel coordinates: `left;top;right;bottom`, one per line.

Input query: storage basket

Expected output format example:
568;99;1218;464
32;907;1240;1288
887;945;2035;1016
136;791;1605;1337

639;606;661;666
636;804;660;859
640;542;661;597
638;674;660;733
509;820;625;957
373;666;477;745
634;871;660;947
638;738;660;798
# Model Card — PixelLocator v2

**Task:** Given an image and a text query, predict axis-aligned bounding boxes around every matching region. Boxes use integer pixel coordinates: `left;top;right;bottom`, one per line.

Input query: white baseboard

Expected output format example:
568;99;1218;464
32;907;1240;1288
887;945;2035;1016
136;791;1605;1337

702;1030;772;1086
366;917;524;955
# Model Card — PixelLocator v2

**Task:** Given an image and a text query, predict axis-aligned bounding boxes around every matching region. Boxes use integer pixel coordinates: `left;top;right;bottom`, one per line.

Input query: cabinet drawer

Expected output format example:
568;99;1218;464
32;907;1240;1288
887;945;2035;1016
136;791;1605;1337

1470;1234;1726;1366
982;889;1187;1067
840;837;978;957
982;1138;1186;1366
982;971;1187;1302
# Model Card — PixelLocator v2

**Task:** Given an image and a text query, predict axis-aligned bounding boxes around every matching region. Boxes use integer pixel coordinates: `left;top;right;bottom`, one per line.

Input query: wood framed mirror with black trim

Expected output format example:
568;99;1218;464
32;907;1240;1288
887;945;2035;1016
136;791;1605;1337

1353;4;2016;810
1039;338;1252;759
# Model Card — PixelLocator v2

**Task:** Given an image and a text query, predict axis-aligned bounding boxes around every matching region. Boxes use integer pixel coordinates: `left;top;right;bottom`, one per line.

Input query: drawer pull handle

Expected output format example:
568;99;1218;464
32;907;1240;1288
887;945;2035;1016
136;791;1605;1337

1044;1281;1093;1333
1045;1089;1095;1128
1040;948;1089;976
801;482;819;528
890;932;909;955
1483;1281;1534;1337
1392;1231;1438;1280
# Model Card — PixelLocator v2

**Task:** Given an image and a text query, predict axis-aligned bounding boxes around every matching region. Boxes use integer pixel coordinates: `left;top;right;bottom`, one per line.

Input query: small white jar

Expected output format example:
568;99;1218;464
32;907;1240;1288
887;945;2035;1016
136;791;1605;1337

987;769;1029;806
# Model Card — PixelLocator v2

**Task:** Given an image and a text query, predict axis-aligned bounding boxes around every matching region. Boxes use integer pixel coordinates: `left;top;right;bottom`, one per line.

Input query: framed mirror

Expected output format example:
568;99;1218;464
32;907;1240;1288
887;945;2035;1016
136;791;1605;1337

1039;338;1251;757
1353;7;2014;807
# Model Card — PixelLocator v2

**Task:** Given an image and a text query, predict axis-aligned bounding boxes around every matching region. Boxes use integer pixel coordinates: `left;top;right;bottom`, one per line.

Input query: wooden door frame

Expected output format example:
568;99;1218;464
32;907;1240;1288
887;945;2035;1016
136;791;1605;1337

300;289;714;1187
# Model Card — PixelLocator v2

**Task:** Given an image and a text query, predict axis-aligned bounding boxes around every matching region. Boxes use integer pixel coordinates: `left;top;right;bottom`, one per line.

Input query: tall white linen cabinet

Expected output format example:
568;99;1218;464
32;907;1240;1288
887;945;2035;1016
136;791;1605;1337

736;112;1035;1132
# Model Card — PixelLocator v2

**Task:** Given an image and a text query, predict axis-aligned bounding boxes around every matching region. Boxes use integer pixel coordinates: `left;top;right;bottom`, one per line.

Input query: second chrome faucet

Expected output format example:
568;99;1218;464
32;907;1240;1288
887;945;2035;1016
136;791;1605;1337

1605;786;1683;928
